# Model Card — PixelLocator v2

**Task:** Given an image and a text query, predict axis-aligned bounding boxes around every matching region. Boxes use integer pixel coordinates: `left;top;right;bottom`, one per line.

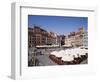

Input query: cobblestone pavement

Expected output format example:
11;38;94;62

35;54;57;66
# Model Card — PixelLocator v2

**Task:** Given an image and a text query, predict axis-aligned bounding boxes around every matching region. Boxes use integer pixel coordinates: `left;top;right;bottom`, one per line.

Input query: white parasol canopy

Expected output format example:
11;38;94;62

56;50;65;57
62;55;74;61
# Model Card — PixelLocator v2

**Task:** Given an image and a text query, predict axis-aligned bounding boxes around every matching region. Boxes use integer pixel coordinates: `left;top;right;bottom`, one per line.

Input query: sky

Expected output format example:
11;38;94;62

28;15;88;35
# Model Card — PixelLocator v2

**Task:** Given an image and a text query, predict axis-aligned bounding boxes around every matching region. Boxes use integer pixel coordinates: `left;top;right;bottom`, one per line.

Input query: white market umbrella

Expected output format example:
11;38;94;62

73;48;81;57
56;50;65;57
50;51;58;56
79;49;86;56
62;55;74;61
